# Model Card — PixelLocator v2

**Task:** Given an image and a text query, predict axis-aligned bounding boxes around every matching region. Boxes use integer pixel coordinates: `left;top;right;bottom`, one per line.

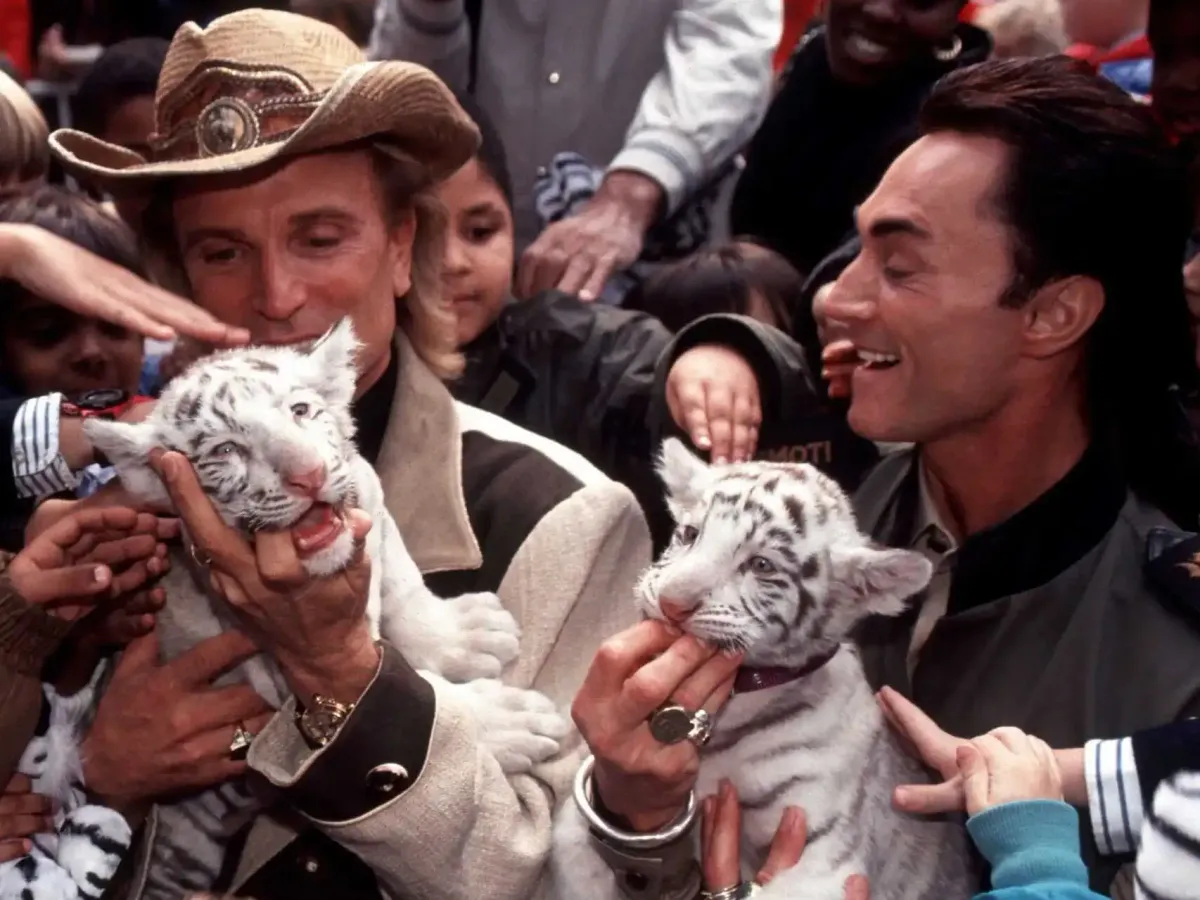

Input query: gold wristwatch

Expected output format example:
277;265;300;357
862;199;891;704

295;694;356;748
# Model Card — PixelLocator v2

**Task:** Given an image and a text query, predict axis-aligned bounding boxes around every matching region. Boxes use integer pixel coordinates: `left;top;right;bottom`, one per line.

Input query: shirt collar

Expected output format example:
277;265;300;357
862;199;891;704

913;461;958;557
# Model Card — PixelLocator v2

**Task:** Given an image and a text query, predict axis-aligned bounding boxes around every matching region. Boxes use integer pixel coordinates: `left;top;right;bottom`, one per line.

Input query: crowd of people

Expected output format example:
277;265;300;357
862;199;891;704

0;0;1197;899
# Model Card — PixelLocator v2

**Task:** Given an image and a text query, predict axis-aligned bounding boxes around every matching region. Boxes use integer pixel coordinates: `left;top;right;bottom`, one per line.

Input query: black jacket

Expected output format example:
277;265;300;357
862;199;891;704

729;24;992;279
451;291;676;548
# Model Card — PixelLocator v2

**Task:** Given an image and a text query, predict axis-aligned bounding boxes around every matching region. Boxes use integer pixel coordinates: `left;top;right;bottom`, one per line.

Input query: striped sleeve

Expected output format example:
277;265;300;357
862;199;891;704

11;394;77;499
1085;737;1145;856
1135;771;1200;900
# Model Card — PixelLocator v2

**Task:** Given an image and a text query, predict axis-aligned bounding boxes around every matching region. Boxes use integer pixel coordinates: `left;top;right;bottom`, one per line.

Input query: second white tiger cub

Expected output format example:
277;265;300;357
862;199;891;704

553;439;977;900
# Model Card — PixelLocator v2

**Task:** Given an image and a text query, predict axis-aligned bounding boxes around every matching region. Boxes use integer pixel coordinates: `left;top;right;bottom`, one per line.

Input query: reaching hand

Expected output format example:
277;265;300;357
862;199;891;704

665;346;763;464
8;506;173;621
0;223;249;346
957;729;1063;816
516;172;661;302
877;687;968;814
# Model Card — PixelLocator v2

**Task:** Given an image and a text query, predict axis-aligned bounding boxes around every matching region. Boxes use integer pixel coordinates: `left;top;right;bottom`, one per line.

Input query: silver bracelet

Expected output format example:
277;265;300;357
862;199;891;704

572;754;697;850
701;883;759;900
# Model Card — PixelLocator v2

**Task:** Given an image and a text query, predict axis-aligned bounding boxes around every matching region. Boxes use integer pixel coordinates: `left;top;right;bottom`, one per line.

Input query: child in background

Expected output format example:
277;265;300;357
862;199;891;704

624;240;800;334
73;37;169;160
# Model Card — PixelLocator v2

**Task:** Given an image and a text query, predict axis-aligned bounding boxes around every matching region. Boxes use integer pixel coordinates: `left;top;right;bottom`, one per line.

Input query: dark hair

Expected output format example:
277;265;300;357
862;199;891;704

451;90;514;211
920;56;1200;526
626;241;801;334
74;38;169;138
0;185;145;320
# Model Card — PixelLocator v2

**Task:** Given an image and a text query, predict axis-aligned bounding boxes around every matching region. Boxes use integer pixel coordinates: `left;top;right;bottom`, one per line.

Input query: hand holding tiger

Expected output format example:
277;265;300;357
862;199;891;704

572;620;743;831
701;781;870;900
151;450;380;706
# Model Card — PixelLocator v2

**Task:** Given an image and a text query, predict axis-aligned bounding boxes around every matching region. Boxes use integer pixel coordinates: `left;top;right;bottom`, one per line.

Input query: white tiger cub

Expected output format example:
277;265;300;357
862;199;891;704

0;318;568;900
553;439;977;900
0;665;131;900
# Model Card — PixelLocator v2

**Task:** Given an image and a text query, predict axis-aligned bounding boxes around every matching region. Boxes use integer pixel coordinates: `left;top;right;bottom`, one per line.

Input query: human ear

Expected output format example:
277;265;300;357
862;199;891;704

1021;276;1105;359
389;207;417;297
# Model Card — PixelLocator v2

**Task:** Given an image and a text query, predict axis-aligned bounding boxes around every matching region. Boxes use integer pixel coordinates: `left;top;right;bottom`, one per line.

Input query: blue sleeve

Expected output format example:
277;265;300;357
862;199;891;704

969;800;1107;900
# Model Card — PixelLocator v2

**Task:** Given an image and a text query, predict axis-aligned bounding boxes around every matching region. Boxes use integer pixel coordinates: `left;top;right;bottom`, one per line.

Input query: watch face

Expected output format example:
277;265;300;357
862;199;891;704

72;388;129;411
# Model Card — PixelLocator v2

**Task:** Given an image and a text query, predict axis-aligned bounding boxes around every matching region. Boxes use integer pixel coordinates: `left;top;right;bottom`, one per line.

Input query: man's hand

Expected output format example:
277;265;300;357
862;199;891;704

958;729;1063;816
517;171;662;302
665;346;762;464
152;451;378;705
572;620;742;832
0;775;52;863
701;780;869;899
82;631;273;815
0;223;249;346
9;506;172;619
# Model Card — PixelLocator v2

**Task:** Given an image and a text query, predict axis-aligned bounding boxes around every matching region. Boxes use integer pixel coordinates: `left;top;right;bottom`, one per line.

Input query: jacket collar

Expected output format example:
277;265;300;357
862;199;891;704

374;331;482;575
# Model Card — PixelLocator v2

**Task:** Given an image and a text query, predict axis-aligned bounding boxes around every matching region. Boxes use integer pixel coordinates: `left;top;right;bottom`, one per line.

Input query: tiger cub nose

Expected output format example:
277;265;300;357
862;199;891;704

285;464;327;497
659;598;696;624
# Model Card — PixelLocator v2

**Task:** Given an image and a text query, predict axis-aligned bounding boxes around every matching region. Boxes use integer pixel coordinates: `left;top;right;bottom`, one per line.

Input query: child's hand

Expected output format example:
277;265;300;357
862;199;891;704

8;506;172;622
0;774;53;863
958;728;1063;816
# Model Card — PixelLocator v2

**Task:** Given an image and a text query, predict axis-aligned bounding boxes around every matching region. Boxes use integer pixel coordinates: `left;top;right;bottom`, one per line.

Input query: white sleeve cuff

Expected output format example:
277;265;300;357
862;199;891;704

1085;737;1144;856
12;393;77;499
609;129;705;215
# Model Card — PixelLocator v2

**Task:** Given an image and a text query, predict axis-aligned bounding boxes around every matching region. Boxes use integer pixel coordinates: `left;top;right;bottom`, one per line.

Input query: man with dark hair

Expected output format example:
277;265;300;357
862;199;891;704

573;56;1200;894
73;37;169;158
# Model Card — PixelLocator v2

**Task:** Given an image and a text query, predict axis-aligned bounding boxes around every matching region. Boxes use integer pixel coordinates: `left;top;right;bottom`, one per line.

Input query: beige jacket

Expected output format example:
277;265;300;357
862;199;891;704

120;335;649;900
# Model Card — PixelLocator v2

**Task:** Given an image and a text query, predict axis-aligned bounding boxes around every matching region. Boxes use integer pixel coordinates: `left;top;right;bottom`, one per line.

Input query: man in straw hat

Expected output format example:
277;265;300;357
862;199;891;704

43;9;649;899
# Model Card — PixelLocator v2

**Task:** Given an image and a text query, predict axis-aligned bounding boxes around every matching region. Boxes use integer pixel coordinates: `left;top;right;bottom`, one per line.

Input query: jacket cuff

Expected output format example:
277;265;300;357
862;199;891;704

397;0;465;34
248;642;435;824
0;581;73;675
1084;737;1143;856
610;130;703;216
967;800;1090;890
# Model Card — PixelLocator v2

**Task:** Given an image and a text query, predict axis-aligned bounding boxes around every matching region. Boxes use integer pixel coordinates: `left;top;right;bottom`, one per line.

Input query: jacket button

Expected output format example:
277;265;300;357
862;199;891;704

366;762;410;795
301;856;319;874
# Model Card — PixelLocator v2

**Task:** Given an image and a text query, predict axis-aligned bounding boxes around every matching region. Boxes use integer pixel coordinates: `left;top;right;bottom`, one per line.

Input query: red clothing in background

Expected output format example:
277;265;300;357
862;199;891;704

775;0;822;71
0;0;32;77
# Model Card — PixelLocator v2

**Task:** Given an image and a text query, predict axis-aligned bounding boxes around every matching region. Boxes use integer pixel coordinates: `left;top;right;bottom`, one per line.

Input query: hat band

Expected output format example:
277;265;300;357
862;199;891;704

148;65;325;162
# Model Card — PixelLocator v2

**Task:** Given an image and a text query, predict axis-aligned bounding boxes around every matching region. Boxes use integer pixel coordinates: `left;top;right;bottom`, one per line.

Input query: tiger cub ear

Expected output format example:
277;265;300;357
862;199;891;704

827;545;933;619
306;317;360;409
82;419;172;510
657;438;713;519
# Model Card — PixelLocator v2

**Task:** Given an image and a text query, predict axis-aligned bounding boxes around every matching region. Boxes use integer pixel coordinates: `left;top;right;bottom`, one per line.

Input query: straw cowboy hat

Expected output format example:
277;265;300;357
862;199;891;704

49;8;479;189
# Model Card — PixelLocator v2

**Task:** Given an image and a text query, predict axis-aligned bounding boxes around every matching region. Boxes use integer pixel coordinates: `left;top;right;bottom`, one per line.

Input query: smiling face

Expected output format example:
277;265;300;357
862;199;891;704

438;158;515;346
84;319;364;576
822;132;1034;444
637;440;931;667
171;150;415;392
825;0;964;85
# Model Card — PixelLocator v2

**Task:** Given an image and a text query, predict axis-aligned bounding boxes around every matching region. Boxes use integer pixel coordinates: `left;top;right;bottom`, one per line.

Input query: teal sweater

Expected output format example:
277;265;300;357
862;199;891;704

969;800;1106;900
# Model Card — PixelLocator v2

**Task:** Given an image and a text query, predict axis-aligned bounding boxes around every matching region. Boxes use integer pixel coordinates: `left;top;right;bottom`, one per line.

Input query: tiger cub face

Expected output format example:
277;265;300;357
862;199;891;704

637;439;932;667
85;319;363;576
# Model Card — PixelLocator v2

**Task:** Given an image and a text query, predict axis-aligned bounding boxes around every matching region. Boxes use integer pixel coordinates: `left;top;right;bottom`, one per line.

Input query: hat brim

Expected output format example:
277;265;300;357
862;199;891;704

50;61;480;192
